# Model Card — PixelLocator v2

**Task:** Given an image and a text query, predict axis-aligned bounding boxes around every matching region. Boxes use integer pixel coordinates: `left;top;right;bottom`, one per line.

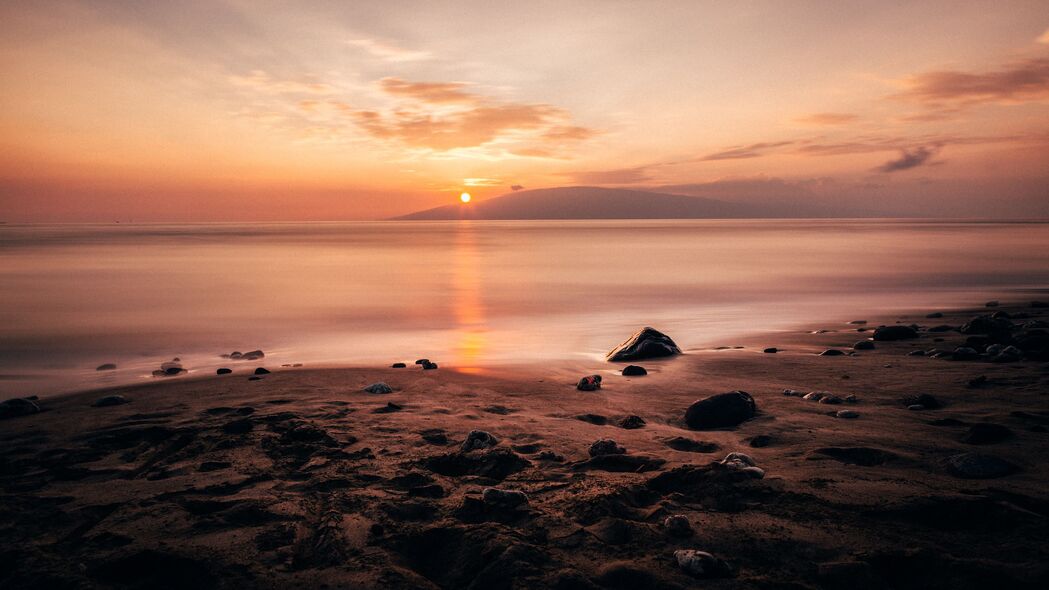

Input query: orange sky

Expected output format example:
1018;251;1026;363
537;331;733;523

1;0;1048;221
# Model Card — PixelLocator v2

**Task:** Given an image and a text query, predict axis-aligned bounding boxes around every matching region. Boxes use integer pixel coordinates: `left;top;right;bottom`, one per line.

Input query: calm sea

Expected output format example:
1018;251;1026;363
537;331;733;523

2;220;1047;396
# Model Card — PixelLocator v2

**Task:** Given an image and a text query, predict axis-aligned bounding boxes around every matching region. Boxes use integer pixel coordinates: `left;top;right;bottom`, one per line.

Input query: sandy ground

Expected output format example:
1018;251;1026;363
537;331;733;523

2;300;1048;589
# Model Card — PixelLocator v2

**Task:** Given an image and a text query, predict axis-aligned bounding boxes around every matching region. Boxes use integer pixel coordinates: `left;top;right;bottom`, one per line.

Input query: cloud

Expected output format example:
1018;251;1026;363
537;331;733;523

699;141;795;161
795;112;859;125
542;125;598;141
463;178;501;187
511;185;524;191
559;166;652;185
1038;28;1049;44
873;146;941;173
378;77;476;104
347;39;432;62
894;57;1049;108
228;70;333;95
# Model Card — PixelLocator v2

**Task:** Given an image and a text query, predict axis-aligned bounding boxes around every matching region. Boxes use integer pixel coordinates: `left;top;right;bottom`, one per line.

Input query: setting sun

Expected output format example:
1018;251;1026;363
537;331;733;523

460;192;471;203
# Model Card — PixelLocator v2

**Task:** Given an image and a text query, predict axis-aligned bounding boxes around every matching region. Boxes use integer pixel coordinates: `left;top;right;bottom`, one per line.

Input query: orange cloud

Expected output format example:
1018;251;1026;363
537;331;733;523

894;57;1049;108
378;77;477;104
347;39;432;62
699;141;795;161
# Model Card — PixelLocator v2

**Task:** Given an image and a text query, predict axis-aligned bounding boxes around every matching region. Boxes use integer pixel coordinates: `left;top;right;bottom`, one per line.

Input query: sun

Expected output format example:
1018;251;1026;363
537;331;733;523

460;192;472;203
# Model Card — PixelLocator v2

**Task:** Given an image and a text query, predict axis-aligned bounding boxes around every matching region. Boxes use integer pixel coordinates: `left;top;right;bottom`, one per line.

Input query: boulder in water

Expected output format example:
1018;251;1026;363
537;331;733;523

606;327;681;362
684;391;756;430
873;325;919;341
621;365;647;376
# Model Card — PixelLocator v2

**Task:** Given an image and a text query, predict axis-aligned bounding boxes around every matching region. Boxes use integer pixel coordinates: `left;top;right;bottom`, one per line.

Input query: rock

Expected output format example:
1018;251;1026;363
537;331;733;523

749;434;771;448
420;430;448;445
216;368;232;375
951;347;980;360
849;320;867;325
908;350;925;356
959;315;1013;336
844;394;857;403
664;436;719;453
482;487;528;509
222;418;254;434
422;361;438;370
588;439;626;457
414;359;429;365
946;452;1018;479
873;325;919;341
372;402;402;414
835;410;860;419
536;450;564;462
391;362;407;368
248;376;262;381
576;413;607;425
782;389;803;396
621;365;647;376
230;351;243;359
985;300;999;307
803;391;827;401
989;345;1023;362
363;382;393;394
908;404;925;411
96;363;117;371
719;452;765;478
961;423;1013;445
819;349;845;356
926;312;944;318
853;340;875;350
460;430;498;452
242;350;265;360
928;324;954;332
818;394;843;405
664;515;693;537
903;393;941;409
618;415;646;429
684;390;756;430
812;447;896;466
254;367;270;375
160;360;182;372
92;395;128;407
408;484;445;498
673;549;732;579
606;327;681;362
576;375;602;391
0;397;40;420
763;347;778;353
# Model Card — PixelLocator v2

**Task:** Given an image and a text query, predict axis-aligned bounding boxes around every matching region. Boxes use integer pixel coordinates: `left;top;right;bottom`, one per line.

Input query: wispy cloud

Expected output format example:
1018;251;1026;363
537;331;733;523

378;77;476;104
347;39;432;62
794;112;859;125
228;70;333;95
699;141;795;161
873;146;941;173
894;57;1049;108
559;166;652;184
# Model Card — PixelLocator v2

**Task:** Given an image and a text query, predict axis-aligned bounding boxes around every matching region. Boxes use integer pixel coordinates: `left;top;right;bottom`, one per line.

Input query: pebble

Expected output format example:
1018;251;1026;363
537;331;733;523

749;434;772;448
835;410;860;419
719;452;765;478
589;439;626;457
663;515;693;537
391;362;407;368
673;550;732;579
818;395;843;405
95;363;117;371
576;375;602;391
819;349;845;356
907;404;925;411
763;347;778;353
684;390;756;430
363;382;393;394
621;365;647;376
853;341;874;350
946;452;1017;479
216;368;232;375
872;325;919;341
415;359;429;365
482;487;528;508
618;415;646;429
422;361;439;370
254;367;270;375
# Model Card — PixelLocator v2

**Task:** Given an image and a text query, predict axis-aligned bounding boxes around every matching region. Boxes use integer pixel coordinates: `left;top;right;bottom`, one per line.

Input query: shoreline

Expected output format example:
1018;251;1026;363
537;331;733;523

2;296;1048;589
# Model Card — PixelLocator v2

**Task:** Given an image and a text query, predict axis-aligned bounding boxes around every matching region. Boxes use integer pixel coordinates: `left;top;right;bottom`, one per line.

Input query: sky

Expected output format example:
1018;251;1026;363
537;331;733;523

1;0;1048;221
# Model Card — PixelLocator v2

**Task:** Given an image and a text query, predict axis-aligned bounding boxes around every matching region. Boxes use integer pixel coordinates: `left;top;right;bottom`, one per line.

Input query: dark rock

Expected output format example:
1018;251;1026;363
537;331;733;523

424;448;530;479
873;325;919;341
96;363;117;371
363;382;393;394
482;487;528;508
618;415;646;429
946;452;1018;479
391;362;407;368
684;390;756;430
763;347;778;353
606;326;681;362
536;450;564;462
422;361;438;370
460;430;498;452
908;350;925;356
959;315;1013;336
926;312;944;318
664;436;719;453
408;484;445;498
961;423;1013;445
248;376;262;381
163;367;184;376
373;402;402;414
853;340;875;350
420;430;448;445
241;350;264;360
216;368;232;375
576;413;607;425
573;454;665;472
674;549;733;579
588;439;626;457
951;347;980;360
903;393;941;409
749;435;772;448
835;410;860;419
0;397;40;420
927;324;954;332
621;365;647;376
664;515;693;537
576;374;602;391
254;367;270;375
819;349;846;356
985;300;999;307
230;351;242;359
92;395;128;407
812;447;897;466
222;418;254;434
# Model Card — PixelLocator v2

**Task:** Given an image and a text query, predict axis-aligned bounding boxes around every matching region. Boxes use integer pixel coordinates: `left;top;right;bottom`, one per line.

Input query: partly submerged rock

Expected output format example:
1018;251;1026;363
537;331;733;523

606;327;681;362
216;368;232;375
621;365;647;376
254;367;270;375
873;325;919;341
684;391;756;430
95;363;117;371
391;362;407;368
92;395;128;408
0;397;40;420
363;382;393;394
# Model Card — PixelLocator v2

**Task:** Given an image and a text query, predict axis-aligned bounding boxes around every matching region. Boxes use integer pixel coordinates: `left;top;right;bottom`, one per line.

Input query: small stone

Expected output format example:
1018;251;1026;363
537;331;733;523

589;439;626;457
663;515;693;537
95;363;117;371
908;404;925;411
749;434;771;448
908;350;925;356
684;390;756;430
414;359;429;365
482;487;528;508
872;325;919;341
391;362;407;368
576;375;602;391
719;452;765;478
248;376;262;381
985;300;999;307
372;402;402;414
818;395;843;405
91;395;128;407
673;549;732;579
903;393;941;409
844;394;857;403
819;349;845;356
217;368;232;375
621;365;647;376
836;410;860;419
763;347;778;353
618;415;646;429
460;430;498;452
803;391;827;401
849;320;867;325
536;450;564;462
254;367;270;375
363;382;393;394
853;340;874;350
422;361;438;370
782;389;802;396
926;312;944;318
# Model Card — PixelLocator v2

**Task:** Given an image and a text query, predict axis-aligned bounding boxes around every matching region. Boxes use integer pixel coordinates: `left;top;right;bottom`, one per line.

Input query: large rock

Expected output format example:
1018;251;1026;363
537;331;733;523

606;327;681;362
872;325;919;341
684;391;756;430
0;397;40;420
674;549;732;578
946;452;1018;479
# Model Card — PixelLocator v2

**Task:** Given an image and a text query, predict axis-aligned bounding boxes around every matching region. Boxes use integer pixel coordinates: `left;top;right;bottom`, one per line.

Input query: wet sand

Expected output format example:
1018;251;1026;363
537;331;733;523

2;300;1048;589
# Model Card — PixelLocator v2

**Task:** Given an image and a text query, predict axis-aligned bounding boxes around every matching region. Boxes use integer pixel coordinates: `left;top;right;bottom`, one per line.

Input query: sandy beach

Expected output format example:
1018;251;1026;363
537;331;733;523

2;297;1047;589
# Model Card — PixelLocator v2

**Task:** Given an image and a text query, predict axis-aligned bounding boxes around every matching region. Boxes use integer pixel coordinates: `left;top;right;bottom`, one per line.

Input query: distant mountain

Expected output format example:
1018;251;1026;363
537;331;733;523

392;186;884;220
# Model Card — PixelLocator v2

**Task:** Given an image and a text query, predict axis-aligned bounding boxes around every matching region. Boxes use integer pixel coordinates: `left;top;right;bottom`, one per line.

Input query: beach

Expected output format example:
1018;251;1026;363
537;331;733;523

2;297;1047;589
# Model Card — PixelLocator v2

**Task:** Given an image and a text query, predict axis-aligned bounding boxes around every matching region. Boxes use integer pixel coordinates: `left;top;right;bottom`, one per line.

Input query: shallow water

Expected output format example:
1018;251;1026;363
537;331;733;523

1;220;1047;396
